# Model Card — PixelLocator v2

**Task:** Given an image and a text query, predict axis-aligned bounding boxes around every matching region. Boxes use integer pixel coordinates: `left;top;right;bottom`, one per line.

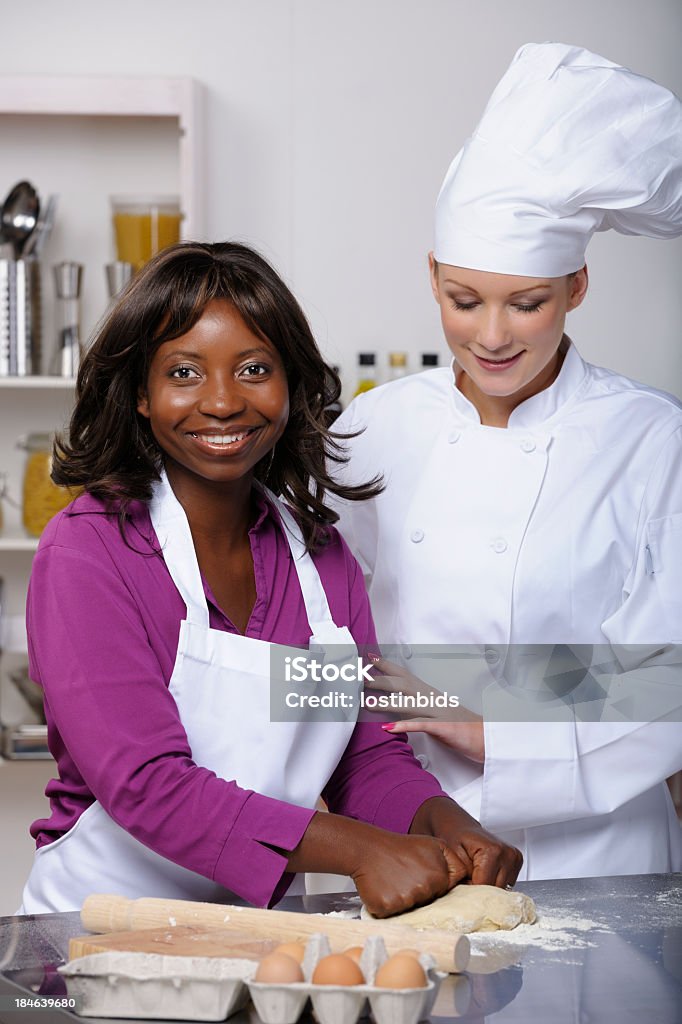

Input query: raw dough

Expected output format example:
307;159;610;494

361;885;536;934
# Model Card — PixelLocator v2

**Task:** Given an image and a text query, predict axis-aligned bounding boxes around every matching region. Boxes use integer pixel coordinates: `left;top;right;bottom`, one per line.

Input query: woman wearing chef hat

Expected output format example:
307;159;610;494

19;241;522;915
331;43;682;880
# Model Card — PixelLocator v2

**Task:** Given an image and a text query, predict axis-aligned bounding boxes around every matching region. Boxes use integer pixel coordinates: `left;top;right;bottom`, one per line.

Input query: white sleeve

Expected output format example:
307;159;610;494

481;719;681;830
603;424;682;645
481;425;682;832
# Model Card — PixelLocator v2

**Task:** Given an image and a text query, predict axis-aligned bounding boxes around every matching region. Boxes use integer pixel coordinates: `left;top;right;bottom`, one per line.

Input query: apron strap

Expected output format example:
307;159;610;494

261;486;338;637
149;472;210;629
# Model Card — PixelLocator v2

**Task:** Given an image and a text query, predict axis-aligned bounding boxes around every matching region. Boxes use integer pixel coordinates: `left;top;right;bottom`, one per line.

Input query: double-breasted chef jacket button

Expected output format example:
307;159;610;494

416;754;430;768
521;438;536;453
448;429;461;443
401;645;413;660
491;537;508;554
411;529;425;543
485;647;500;665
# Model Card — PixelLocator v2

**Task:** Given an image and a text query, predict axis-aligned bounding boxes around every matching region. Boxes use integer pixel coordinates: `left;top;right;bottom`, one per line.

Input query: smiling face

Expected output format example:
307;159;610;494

430;257;588;425
137;299;289;495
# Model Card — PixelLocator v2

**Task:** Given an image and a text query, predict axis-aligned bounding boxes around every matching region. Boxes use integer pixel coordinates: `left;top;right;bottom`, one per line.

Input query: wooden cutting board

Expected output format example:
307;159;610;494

69;926;277;962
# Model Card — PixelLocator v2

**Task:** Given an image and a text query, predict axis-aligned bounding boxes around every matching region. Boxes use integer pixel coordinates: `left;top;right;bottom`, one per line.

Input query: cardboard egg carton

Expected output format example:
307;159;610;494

58;933;447;1023
247;933;445;1024
58;951;258;1020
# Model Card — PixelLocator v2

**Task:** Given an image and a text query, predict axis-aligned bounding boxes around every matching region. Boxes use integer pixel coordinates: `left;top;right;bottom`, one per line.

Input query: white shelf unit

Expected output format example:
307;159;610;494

0;534;39;553
0;376;76;389
0;75;204;238
0;74;204;758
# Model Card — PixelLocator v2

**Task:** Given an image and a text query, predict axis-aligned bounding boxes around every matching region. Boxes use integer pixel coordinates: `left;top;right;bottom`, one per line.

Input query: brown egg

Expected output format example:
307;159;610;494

392;948;422;959
273;941;306;964
254;952;304;984
375;954;427;989
312;954;365;986
342;946;364;964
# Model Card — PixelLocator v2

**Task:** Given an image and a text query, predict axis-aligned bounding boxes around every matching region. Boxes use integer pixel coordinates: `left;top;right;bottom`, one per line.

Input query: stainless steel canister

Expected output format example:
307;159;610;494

51;261;83;377
105;260;133;300
0;258;42;376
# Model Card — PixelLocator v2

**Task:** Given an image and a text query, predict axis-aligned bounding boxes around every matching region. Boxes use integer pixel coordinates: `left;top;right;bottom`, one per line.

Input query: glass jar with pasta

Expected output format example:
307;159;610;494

20;434;76;538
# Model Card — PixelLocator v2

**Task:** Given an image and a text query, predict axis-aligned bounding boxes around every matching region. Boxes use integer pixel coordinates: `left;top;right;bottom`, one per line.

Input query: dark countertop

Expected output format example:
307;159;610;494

0;874;680;1023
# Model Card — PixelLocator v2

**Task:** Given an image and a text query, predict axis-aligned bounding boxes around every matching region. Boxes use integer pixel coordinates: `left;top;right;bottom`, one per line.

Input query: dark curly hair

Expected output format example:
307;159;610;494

53;240;381;550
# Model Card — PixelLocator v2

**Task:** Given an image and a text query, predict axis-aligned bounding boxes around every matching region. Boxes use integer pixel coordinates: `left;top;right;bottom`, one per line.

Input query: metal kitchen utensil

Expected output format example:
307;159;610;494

105;260;133;299
51;261;83;377
1;181;40;258
0;257;42;376
0;261;8;374
22;193;58;259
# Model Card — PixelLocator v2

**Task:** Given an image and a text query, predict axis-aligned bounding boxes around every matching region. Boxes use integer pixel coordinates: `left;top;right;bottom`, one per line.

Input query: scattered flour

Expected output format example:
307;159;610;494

468;912;607;953
654;889;681;905
317;906;607;951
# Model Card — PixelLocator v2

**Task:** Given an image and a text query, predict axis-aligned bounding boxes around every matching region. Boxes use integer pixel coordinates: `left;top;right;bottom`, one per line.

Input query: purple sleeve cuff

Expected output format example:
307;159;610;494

213;793;315;907
370;777;449;834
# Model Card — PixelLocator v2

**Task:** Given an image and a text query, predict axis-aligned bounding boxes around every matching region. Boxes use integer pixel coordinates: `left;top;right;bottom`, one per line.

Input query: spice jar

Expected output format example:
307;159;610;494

20;434;74;537
353;353;377;396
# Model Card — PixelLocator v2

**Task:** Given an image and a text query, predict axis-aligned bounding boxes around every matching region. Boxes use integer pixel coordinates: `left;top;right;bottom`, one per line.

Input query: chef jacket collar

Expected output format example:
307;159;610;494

449;337;588;428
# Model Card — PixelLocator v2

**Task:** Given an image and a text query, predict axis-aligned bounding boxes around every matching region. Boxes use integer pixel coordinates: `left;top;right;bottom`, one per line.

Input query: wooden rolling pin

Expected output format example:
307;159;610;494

81;894;470;974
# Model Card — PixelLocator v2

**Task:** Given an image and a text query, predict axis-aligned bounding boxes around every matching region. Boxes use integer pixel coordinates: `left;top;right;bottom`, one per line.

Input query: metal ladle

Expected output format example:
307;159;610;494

0;181;40;258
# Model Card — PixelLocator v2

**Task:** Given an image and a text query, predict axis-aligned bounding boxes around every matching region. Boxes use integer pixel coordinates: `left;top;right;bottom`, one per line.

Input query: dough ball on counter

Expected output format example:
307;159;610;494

361;884;536;933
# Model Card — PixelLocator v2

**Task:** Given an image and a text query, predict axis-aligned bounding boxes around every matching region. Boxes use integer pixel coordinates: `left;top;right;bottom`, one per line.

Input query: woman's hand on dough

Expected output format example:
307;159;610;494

384;718;485;763
285;810;466;919
410;796;523;889
351;830;467;919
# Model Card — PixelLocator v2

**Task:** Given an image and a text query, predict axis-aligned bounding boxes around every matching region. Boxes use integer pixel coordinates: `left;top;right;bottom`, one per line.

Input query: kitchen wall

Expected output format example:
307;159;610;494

1;0;681;398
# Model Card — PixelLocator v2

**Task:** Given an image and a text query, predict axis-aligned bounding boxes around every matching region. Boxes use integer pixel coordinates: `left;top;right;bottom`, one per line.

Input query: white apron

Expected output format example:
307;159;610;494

20;473;358;913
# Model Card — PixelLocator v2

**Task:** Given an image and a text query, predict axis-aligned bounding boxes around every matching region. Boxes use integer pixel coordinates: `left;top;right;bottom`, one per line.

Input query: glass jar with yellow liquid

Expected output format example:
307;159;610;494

111;195;182;271
353;353;377;396
20;434;78;538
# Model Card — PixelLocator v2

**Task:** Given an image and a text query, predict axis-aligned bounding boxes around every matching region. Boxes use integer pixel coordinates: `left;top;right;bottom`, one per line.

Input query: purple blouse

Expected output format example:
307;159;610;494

27;489;446;906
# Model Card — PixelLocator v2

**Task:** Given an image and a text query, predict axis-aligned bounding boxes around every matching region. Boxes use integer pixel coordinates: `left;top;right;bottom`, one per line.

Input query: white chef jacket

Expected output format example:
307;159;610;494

331;341;682;879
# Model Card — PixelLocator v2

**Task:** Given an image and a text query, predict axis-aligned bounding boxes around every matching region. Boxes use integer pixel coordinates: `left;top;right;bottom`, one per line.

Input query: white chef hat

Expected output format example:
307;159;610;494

434;42;682;276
